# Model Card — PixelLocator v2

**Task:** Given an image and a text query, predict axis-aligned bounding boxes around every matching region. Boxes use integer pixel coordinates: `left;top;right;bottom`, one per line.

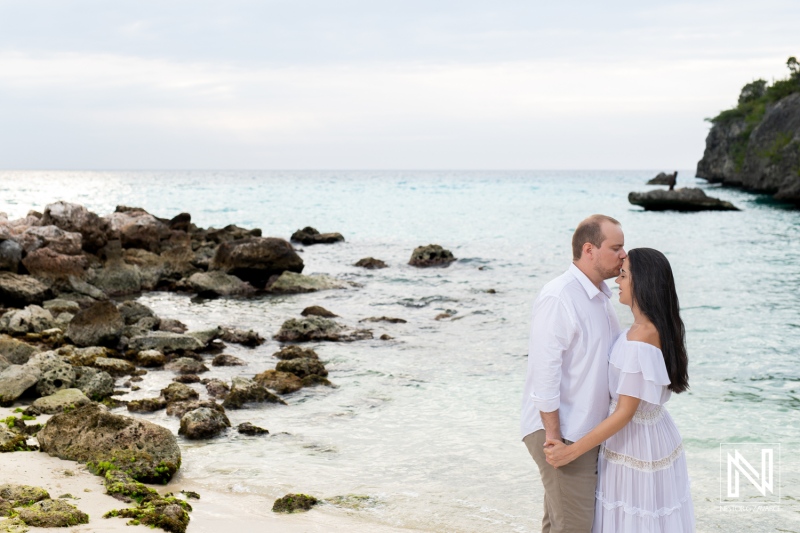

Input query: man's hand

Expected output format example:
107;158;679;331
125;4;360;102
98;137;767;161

543;439;574;468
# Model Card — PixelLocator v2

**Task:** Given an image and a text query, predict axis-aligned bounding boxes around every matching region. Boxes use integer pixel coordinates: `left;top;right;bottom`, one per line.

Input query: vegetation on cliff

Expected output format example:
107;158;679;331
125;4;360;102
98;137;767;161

697;56;800;205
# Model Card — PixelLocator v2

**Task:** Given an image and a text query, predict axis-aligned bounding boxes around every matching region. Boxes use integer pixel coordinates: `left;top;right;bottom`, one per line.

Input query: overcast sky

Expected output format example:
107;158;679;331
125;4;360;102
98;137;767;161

0;1;797;170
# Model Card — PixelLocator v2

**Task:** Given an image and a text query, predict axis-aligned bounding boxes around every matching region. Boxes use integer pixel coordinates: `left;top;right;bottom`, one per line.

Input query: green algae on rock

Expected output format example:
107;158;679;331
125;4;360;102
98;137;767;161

37;403;181;483
0;485;50;507
0;427;31;453
105;495;191;533
0;517;28;533
104;470;159;504
272;493;319;513
16;499;89;527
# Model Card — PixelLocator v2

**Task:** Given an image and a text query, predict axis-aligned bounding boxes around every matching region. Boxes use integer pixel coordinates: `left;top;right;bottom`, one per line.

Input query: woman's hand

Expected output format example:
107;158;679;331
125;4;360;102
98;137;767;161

543;439;575;468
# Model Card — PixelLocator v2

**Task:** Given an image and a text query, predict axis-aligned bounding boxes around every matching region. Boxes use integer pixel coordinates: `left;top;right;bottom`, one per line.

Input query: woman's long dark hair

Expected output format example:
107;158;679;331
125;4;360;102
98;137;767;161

628;248;689;393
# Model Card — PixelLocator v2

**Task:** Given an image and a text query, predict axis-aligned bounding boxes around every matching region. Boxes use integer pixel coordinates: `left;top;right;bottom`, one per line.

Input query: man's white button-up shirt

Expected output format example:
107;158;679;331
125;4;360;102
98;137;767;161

520;263;621;442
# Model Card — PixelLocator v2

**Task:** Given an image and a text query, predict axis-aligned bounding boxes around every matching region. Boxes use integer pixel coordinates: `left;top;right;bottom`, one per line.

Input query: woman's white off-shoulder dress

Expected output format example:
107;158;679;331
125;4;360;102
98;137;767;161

593;330;695;533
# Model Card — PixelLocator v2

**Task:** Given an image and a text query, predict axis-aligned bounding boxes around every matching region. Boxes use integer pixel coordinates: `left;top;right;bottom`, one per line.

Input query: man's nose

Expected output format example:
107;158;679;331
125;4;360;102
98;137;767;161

619;248;627;258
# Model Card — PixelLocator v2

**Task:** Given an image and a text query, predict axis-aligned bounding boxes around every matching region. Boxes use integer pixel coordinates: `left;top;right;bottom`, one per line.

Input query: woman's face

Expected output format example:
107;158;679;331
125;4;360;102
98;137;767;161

615;257;632;307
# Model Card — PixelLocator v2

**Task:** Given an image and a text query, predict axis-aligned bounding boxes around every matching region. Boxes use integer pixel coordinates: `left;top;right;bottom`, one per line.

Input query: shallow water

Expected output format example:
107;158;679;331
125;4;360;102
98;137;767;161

1;170;798;532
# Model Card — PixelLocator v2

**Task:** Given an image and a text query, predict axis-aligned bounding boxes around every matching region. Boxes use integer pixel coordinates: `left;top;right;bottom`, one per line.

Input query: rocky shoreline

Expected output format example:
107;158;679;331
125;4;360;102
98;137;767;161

0;201;457;532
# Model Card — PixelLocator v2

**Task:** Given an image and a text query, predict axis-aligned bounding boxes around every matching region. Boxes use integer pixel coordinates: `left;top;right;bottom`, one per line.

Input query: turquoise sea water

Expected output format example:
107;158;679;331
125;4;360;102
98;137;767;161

1;170;798;532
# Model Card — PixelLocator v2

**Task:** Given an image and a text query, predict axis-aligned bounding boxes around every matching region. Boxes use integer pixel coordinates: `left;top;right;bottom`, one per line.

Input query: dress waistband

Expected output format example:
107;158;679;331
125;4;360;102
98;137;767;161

609;399;664;425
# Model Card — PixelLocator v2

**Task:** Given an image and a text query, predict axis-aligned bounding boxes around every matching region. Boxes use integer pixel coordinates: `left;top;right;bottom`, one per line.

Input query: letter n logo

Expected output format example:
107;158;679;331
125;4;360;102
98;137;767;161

720;443;781;504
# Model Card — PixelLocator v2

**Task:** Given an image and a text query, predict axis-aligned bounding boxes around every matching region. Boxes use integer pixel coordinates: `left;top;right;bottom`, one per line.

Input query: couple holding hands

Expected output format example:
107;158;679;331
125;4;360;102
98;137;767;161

521;214;695;533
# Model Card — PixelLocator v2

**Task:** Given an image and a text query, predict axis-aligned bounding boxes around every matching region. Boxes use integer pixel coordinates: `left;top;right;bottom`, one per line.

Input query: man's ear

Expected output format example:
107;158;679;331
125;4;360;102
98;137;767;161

582;242;593;258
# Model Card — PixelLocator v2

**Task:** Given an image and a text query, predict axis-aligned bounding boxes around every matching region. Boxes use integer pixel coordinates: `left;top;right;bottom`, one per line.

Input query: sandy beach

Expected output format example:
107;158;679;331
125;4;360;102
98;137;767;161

0;407;420;533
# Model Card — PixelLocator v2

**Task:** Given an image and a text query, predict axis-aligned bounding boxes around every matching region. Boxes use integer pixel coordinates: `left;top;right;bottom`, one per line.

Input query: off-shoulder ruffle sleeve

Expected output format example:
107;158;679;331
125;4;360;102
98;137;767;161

611;340;671;405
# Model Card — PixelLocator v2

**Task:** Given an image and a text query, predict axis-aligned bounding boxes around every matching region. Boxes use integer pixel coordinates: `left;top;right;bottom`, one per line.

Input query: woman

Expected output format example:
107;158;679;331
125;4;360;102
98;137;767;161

544;248;695;532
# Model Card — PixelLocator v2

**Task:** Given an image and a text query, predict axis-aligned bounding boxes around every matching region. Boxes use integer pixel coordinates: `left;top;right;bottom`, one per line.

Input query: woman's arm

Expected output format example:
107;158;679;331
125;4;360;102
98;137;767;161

543;395;641;467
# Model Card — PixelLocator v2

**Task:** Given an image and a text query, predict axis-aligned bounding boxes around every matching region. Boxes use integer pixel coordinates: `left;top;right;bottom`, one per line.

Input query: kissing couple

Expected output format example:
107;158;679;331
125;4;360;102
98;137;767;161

520;214;695;533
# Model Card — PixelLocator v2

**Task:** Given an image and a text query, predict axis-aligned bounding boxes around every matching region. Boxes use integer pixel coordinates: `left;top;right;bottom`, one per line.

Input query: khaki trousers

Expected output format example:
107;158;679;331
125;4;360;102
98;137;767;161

524;430;599;533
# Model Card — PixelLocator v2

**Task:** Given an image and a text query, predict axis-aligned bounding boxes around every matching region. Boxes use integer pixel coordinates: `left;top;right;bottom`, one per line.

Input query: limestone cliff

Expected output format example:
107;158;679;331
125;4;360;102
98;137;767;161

696;62;800;205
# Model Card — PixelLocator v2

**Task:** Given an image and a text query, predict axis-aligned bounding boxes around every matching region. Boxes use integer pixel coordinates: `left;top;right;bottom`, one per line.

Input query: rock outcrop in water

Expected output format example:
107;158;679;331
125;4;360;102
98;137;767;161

628;188;740;211
696;58;800;206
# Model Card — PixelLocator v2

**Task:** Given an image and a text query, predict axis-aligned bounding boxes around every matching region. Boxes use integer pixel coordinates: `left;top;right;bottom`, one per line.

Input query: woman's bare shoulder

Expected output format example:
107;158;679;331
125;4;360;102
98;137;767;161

626;324;661;349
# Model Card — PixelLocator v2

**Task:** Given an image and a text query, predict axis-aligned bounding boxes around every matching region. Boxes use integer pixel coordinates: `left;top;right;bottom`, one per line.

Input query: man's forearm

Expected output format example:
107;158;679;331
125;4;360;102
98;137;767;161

540;410;561;441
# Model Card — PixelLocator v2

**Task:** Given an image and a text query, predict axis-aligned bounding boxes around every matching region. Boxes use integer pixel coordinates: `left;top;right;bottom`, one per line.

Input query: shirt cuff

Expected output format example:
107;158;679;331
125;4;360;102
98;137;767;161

530;392;560;413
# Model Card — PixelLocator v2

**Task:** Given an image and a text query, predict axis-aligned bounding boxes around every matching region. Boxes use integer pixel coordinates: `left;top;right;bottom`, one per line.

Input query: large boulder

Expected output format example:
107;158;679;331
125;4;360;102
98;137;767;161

210;237;304;288
37;403;181;483
36;359;76;396
264;271;347;294
0;364;41;406
66;301;124;347
408;244;457;267
41;201;110;253
178;407;231;440
0;272;52;307
129;331;204;353
628;188;740;211
186;271;256;297
290;226;344;245
118;300;157;325
161;382;200;403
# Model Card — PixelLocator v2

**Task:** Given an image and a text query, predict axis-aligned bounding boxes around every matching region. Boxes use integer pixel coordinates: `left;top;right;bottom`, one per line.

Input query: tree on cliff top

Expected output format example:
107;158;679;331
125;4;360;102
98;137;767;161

709;56;800;124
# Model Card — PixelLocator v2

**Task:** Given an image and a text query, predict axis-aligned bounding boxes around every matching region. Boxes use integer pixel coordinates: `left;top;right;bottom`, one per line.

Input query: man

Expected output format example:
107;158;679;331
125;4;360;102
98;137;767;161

520;214;626;533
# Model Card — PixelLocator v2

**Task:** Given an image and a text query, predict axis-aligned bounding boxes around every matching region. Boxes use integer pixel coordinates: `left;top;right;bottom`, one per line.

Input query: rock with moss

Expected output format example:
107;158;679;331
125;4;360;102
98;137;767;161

273;317;341;343
0;485;50;506
16;499;89;527
178;408;231;439
104;470;158;503
127;397;167;413
136;349;166;367
222;377;286;409
165;357;208;375
276;357;328;379
92;357;136;377
37;403;181;483
202;378;229;399
272;493;319;513
105;495;191;533
0;516;28;533
165;399;225;419
254;370;304;394
160;382;199;403
31;388;92;414
272;345;319;360
0;427;30;453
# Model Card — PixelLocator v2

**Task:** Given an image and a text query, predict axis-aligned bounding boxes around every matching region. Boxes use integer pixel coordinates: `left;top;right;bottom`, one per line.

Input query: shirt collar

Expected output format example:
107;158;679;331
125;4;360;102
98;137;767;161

568;263;612;300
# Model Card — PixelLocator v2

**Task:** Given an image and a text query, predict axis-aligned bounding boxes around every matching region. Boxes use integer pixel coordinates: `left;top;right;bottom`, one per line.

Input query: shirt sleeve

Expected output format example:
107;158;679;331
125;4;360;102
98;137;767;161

527;295;575;413
615;343;671;404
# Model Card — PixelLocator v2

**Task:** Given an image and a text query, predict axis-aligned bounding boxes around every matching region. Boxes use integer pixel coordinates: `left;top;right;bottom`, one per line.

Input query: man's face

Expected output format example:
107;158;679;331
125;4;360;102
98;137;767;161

592;222;626;279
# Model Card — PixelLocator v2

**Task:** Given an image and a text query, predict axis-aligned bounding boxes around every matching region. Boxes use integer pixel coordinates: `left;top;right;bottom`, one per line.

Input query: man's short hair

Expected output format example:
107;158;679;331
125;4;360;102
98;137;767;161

572;215;621;260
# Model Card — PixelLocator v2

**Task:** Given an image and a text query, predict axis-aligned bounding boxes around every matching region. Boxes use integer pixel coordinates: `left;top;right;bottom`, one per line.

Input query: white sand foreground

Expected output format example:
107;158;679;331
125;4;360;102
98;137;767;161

0;408;420;533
